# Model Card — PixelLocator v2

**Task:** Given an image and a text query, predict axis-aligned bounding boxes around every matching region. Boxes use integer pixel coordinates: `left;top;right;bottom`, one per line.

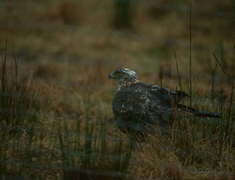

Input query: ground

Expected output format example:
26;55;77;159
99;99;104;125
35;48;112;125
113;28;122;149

0;0;234;179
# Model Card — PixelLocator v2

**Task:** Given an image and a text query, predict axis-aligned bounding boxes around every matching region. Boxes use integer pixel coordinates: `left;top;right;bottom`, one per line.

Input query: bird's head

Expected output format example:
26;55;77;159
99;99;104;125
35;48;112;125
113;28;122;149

109;68;139;85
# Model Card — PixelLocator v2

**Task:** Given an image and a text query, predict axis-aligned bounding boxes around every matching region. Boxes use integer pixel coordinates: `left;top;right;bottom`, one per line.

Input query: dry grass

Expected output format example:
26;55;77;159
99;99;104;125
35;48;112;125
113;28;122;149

0;0;234;179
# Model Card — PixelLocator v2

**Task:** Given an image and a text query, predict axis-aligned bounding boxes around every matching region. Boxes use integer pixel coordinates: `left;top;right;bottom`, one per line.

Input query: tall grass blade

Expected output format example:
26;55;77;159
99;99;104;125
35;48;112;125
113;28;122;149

213;52;234;149
225;82;234;144
112;136;123;173
212;53;235;88
160;67;163;88
76;115;81;152
210;65;217;103
174;51;183;103
58;128;69;179
82;109;93;171
233;1;235;50
1;39;7;126
189;1;192;106
218;88;224;158
210;69;215;103
120;145;133;175
174;51;188;148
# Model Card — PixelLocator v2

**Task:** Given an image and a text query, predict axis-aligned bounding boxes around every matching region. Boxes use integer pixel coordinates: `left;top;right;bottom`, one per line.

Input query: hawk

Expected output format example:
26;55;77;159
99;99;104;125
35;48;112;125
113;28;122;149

109;68;221;139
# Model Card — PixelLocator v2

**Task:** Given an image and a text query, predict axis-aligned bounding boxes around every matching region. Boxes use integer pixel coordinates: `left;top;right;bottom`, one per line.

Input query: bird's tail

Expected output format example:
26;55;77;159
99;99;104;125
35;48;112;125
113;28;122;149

177;104;222;118
195;111;222;118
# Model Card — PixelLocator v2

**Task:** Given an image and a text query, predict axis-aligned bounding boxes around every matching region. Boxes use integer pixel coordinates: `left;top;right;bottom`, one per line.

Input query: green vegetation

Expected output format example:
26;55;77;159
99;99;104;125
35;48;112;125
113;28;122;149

0;0;234;179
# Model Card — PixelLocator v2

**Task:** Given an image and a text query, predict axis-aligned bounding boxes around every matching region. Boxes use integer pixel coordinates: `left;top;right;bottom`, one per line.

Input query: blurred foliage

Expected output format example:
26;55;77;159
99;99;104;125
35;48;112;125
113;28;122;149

113;0;132;29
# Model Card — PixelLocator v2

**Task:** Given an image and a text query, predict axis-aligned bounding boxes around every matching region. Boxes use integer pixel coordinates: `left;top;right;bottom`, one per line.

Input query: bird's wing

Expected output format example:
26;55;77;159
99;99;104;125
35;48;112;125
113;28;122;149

112;86;166;135
138;82;189;104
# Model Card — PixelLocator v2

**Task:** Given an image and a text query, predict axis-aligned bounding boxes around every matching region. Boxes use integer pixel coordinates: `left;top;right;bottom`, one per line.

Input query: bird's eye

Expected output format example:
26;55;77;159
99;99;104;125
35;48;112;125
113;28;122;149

119;72;123;76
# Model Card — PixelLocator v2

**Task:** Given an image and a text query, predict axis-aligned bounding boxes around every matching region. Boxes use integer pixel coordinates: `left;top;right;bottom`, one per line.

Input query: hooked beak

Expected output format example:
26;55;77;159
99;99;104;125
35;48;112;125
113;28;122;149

109;73;114;79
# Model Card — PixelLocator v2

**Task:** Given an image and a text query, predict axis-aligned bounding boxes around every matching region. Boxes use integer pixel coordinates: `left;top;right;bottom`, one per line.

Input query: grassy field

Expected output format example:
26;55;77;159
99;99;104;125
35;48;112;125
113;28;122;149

0;0;234;179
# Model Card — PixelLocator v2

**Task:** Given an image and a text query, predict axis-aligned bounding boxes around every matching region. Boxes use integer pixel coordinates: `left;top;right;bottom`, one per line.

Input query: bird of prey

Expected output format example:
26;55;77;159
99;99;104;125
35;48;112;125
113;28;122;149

109;68;221;139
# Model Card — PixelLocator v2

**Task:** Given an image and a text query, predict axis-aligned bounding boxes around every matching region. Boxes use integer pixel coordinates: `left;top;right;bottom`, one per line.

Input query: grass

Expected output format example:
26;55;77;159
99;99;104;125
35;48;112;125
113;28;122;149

0;0;234;179
0;42;234;180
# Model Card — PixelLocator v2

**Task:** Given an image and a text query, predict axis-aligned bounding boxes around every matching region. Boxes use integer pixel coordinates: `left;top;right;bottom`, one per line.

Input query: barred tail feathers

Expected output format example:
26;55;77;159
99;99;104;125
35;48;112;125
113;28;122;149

195;111;222;118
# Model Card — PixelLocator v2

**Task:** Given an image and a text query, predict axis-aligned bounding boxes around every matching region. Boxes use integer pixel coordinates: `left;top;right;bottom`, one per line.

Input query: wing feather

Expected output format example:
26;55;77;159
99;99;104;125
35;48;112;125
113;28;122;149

138;82;188;104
